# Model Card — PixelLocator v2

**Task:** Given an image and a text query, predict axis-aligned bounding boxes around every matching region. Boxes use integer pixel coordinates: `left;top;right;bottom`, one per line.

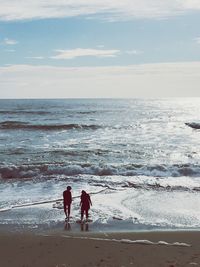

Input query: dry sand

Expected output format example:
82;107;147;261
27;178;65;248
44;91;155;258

0;230;200;267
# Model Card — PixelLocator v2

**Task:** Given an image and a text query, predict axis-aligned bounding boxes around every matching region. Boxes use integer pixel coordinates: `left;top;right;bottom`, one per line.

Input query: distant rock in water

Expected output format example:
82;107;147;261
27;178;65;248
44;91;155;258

185;122;200;129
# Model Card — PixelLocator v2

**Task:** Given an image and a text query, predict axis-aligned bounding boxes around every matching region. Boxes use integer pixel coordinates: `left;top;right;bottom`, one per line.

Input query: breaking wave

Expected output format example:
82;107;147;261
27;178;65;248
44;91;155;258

185;122;200;130
1;163;200;180
0;110;50;115
0;121;102;131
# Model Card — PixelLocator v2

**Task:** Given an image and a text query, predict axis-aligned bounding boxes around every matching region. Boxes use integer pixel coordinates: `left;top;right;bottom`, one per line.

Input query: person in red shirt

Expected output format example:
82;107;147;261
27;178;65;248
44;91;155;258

80;190;92;222
63;186;72;220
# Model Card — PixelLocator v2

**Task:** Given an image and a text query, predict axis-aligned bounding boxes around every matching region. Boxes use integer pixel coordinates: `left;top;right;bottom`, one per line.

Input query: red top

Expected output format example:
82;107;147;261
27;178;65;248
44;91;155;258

63;190;72;205
81;193;91;209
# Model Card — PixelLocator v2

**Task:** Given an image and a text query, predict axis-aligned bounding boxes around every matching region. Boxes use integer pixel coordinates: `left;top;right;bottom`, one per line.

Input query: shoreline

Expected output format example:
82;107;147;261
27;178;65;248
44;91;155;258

1;219;200;235
0;228;200;267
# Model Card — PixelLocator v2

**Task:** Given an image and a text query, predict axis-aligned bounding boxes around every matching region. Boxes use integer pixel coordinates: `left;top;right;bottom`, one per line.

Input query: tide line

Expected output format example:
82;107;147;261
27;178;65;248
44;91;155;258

42;234;191;247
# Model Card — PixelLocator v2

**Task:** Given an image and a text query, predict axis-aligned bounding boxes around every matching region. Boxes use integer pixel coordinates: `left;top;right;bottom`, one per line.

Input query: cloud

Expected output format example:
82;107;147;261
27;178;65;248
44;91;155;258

5;49;15;52
126;50;143;55
51;48;120;59
25;56;45;59
194;37;200;44
97;45;105;48
2;38;18;45
0;0;200;21
0;62;200;98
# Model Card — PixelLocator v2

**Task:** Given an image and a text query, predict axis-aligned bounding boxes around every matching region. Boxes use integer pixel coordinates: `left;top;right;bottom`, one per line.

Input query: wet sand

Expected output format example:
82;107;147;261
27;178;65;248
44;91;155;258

0;229;200;267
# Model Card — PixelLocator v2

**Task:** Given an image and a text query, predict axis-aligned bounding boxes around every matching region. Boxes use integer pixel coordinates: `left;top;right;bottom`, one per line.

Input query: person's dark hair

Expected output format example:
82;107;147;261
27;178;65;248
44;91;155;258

67;186;71;190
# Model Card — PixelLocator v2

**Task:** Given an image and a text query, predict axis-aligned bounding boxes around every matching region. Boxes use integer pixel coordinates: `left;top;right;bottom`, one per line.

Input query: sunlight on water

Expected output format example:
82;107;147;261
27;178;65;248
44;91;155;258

0;98;200;230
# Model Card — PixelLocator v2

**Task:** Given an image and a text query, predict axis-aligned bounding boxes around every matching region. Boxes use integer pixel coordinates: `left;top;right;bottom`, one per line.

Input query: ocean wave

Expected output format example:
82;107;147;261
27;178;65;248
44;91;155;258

185;122;200;129
78;111;97;114
0;121;102;131
1;163;200;180
45;148;111;157
0;120;143;131
0;110;99;115
0;110;50;115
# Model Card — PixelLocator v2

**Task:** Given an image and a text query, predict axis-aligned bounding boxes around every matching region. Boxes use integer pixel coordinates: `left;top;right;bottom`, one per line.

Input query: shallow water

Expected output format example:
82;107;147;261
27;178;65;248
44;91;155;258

0;98;200;230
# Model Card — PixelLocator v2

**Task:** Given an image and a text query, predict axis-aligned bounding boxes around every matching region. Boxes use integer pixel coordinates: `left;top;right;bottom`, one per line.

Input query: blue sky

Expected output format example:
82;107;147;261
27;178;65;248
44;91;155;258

0;1;200;98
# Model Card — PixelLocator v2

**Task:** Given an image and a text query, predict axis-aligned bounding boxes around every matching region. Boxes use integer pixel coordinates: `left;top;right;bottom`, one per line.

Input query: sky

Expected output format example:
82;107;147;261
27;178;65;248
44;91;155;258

0;0;200;98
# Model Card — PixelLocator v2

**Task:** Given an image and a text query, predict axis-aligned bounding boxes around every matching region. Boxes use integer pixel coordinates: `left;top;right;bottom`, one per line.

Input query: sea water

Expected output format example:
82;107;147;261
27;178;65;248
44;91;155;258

0;98;200;230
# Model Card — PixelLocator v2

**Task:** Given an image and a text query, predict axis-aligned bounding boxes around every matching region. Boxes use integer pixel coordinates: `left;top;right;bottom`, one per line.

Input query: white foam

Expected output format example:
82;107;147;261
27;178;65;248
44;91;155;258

121;239;191;247
0;207;12;212
58;235;191;247
1;177;200;229
1;162;200;179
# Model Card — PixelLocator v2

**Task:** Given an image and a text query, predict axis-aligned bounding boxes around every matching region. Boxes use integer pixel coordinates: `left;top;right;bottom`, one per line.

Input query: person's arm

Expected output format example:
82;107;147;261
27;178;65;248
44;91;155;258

89;195;92;206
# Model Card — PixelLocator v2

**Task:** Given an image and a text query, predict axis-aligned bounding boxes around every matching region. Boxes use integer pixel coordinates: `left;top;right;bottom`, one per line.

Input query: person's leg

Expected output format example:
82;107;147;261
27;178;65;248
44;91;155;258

67;204;71;218
81;207;84;221
86;209;89;220
64;204;67;217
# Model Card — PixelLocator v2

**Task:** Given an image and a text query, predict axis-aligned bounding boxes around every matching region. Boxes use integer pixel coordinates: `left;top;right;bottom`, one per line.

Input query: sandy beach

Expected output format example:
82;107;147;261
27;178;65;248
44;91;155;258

0;229;200;267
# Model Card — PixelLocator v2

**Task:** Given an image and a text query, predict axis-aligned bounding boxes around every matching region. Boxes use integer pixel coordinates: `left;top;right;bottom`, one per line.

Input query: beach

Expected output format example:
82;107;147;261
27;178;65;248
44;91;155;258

0;99;200;266
0;229;200;267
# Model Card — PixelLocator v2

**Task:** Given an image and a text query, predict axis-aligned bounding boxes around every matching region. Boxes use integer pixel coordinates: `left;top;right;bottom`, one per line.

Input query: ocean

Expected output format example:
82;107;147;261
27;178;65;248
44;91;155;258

0;98;200;231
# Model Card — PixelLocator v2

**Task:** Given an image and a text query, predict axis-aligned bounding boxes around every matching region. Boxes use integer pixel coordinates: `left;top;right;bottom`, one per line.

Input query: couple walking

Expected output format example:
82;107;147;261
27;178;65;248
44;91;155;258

63;186;92;222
